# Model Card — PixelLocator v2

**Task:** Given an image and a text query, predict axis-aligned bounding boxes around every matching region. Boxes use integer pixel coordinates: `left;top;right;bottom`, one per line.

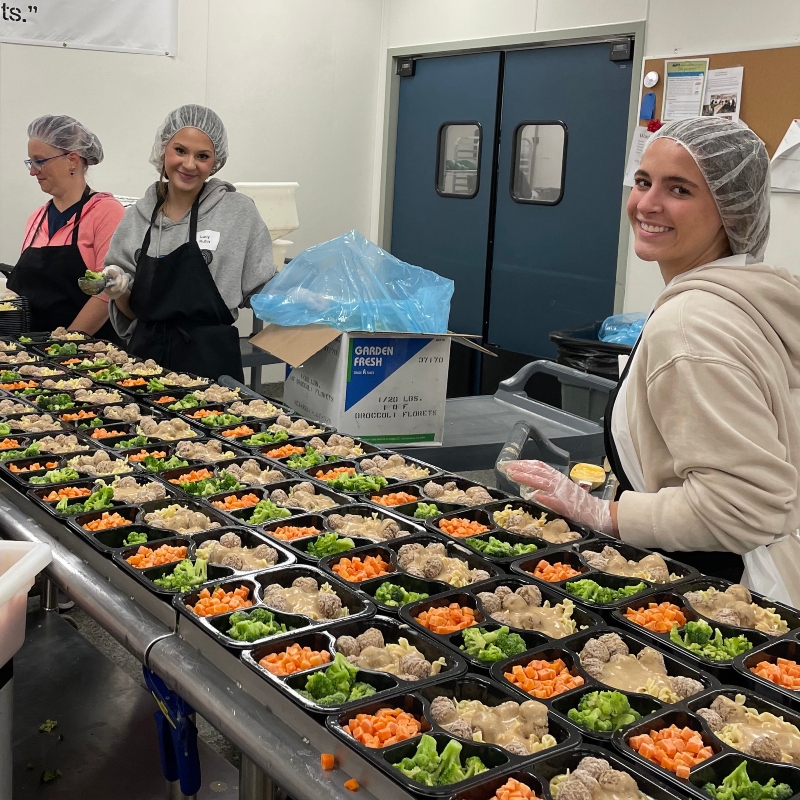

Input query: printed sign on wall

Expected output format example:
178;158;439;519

0;0;178;56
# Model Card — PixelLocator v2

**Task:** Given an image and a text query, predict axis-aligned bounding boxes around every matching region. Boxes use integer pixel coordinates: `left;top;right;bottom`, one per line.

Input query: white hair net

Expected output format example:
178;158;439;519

644;117;771;261
27;114;104;165
149;104;228;175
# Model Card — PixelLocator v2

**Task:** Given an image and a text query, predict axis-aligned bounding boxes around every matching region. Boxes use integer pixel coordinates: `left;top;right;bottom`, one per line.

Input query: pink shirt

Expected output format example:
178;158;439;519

22;192;125;303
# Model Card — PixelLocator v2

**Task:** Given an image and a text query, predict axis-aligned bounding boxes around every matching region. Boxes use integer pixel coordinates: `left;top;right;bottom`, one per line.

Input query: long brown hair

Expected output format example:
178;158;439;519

155;165;169;206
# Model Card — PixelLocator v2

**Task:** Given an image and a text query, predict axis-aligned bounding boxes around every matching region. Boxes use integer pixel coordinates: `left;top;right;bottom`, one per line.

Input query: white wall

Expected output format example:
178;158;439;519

0;0;384;267
379;0;800;314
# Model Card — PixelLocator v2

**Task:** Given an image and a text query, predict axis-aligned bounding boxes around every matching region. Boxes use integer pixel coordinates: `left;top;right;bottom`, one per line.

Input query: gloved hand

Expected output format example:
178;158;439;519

101;265;131;299
504;460;615;535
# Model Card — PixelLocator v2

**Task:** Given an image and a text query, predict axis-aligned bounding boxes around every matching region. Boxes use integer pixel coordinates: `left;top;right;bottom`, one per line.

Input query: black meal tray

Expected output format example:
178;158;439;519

27;477;133;520
301;459;402;496
353;451;443;483
223;479;350;527
3;411;70;434
325;672;582;797
84;523;191;555
293;430;381;460
0;454;94;489
675;576;800;638
325;533;501;601
126;439;249;474
522;540;700;616
242;615;468;719
612;691;800;799
480;498;594;548
190;527;295;573
734;633;800;712
373;475;510;511
612;589;772;681
281;504;424;564
174;564;375;651
490;624;719;741
211;415;332;449
134;497;231;537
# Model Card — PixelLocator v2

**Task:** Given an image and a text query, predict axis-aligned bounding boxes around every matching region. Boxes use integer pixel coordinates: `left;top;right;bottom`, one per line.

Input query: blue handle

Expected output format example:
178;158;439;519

144;666;201;796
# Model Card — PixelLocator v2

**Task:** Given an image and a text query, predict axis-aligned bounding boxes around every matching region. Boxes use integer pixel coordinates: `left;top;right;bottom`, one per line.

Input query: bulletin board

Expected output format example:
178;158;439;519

640;45;800;157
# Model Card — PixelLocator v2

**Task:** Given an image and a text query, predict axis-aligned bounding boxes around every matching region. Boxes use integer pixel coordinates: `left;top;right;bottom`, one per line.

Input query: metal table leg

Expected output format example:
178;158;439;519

42;578;58;612
240;754;275;800
0;661;11;800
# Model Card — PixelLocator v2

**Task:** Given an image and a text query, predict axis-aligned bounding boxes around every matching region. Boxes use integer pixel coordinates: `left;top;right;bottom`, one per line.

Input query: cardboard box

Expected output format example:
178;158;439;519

250;324;489;447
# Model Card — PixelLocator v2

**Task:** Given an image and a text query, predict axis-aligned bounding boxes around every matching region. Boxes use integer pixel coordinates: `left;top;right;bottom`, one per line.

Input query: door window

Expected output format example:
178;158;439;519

436;122;481;198
511;121;567;204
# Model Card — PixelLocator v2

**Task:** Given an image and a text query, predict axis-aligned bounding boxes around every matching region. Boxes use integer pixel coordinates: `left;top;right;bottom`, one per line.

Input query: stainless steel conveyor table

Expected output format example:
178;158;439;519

0;480;412;800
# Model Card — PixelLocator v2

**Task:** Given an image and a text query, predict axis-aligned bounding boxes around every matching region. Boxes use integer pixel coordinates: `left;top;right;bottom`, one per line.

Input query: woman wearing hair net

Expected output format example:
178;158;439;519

9;115;124;339
506;117;800;603
103;104;275;381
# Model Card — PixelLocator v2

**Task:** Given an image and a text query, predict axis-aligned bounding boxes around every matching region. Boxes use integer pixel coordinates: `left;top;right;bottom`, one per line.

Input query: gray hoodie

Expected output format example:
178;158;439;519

106;178;275;340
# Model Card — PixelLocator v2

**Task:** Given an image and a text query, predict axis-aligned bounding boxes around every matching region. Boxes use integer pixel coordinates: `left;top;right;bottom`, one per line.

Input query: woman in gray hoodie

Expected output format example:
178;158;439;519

102;105;275;381
505;118;800;604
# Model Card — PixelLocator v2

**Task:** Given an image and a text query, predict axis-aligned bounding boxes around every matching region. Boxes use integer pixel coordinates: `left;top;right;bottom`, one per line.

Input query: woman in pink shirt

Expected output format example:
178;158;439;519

9;115;124;339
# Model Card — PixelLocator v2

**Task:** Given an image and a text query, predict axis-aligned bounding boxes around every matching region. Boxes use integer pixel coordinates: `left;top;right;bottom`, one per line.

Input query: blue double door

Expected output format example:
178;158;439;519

391;42;633;394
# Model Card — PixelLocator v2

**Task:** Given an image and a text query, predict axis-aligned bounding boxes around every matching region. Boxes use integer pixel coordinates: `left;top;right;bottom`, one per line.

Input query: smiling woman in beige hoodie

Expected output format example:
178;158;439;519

507;117;800;603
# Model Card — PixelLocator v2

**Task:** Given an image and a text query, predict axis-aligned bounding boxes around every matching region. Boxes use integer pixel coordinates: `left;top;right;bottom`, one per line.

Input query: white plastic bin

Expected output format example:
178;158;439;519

0;541;51;668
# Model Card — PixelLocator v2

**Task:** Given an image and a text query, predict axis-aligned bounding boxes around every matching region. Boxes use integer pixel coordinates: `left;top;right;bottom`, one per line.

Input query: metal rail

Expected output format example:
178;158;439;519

0;490;388;800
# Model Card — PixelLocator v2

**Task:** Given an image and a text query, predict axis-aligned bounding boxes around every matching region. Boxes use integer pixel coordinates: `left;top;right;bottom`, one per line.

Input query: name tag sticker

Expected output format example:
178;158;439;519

197;230;220;250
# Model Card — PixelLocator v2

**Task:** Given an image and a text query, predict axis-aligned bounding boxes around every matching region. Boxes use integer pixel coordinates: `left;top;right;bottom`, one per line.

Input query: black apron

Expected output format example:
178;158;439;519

127;194;244;382
603;335;744;582
8;187;120;342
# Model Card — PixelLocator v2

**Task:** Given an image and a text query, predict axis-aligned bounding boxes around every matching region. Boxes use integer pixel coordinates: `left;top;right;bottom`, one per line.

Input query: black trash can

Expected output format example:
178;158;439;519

549;321;632;381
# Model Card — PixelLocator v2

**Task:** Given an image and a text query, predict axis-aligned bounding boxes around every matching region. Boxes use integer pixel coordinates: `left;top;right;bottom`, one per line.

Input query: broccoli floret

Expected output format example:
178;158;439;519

684;620;713;645
375;581;407;604
462;756;487;780
348;682;376;701
495;631;527;658
703;759;794;800
304;671;336;700
317;691;348;707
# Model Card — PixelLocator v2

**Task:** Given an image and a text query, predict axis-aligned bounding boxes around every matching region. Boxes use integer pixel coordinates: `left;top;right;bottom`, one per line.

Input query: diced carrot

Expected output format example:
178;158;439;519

344;779;359;791
321;754;335;770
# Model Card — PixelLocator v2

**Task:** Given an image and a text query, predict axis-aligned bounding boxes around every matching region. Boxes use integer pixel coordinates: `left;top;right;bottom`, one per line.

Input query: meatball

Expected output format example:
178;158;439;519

327;514;345;530
426;542;447;557
422;556;444;579
423;481;444;499
571;772;599;793
710;695;746;723
429;696;458;725
637;647;666;673
356;628;384;651
252;544;277;563
580;657;606;680
683;591;704;608
748;735;782;763
317;593;343;619
382;521;400;540
725;584;752;604
729;601;756;628
470;569;490;584
477;592;502;615
270;489;289;505
494;586;512;599
399;654;432;679
575;757;612;780
556;781;592;800
397;543;424;568
219;532;242;549
582;550;608;570
264;594;288;612
443;719;473;739
597;770;639;795
289;577;317;593
519;700;548;730
221;553;244;570
504;741;529;757
515;584;542;607
406;567;425;579
696;708;724;731
335;635;360;657
671;676;704;699
597;633;629;658
503;593;528;612
714;608;741;627
580;639;611;664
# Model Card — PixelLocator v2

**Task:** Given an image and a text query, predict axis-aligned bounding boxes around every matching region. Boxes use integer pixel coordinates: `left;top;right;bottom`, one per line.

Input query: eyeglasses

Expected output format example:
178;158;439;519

24;153;69;173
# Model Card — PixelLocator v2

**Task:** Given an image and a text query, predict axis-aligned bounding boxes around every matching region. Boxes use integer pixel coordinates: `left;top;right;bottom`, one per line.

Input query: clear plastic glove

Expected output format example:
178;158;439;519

504;459;615;535
101;265;131;299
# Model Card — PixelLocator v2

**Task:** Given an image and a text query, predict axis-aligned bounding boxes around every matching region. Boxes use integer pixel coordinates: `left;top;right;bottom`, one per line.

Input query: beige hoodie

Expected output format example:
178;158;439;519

618;260;800;594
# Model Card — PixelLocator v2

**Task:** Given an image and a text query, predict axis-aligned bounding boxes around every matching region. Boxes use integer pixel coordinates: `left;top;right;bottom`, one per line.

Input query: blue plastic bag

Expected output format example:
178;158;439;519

250;230;454;334
599;312;646;345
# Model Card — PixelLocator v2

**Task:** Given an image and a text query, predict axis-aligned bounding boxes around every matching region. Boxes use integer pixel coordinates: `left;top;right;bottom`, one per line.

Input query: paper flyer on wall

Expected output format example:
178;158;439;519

623;126;653;187
701;66;744;121
663;58;709;121
771;119;800;193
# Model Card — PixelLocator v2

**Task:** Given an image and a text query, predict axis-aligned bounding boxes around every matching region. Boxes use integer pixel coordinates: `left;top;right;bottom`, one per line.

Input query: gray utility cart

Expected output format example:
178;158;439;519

397;360;616;474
